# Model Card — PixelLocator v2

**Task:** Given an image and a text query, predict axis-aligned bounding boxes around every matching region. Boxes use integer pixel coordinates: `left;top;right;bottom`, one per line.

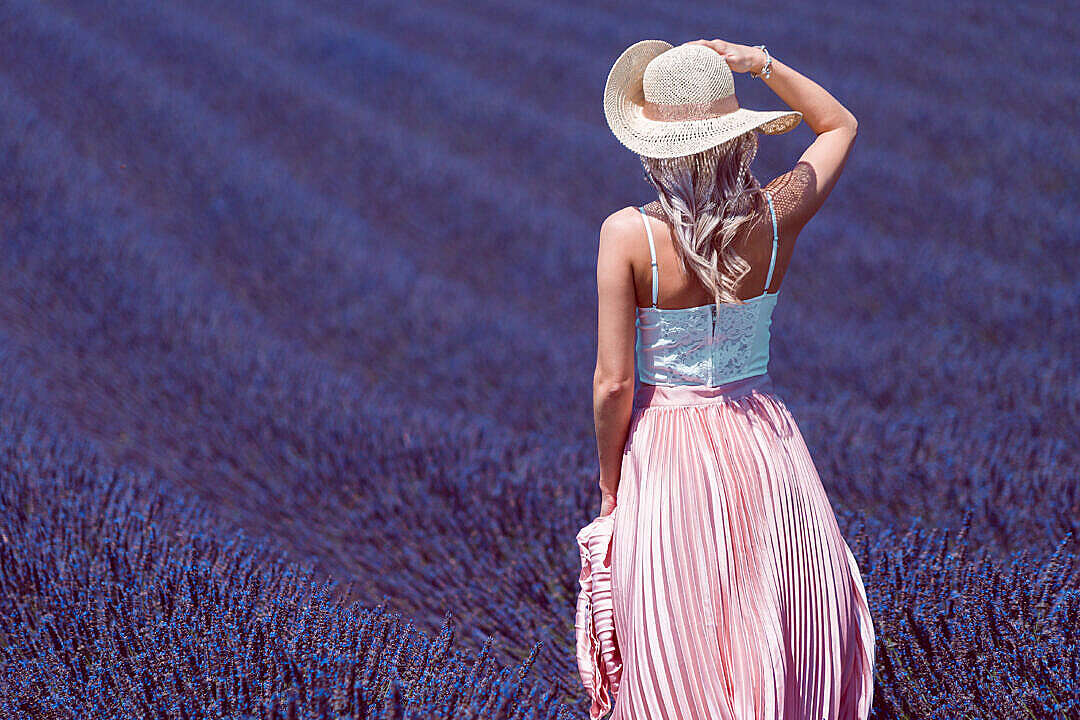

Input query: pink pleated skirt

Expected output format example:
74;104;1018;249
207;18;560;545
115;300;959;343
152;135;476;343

609;372;875;720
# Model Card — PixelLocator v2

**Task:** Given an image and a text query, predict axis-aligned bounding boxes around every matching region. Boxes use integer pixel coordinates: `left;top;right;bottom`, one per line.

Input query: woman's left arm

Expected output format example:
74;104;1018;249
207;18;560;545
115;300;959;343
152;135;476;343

593;212;638;516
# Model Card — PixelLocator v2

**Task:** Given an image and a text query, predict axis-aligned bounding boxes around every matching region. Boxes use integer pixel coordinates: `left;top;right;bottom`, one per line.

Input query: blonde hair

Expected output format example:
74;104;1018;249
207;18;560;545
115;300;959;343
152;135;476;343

639;131;769;306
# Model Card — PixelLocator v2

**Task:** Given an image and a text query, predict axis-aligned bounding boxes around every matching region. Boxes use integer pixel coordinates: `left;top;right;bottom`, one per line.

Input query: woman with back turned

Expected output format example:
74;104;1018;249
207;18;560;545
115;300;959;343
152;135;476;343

576;38;875;720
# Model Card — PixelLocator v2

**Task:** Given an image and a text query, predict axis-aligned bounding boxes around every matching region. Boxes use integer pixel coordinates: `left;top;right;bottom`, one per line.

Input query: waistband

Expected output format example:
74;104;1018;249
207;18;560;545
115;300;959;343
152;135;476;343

633;372;774;409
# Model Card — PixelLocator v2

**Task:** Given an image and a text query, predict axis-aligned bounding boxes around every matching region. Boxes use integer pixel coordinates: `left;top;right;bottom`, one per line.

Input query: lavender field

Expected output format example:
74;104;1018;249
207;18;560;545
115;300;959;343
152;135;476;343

0;0;1076;717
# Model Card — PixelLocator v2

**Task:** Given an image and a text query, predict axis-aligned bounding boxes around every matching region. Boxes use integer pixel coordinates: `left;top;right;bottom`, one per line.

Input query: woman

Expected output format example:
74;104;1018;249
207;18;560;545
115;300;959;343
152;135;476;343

588;39;875;719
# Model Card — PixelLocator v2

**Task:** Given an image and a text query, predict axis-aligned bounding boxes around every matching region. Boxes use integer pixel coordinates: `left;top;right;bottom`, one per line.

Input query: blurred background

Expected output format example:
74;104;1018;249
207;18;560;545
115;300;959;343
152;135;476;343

0;0;1076;717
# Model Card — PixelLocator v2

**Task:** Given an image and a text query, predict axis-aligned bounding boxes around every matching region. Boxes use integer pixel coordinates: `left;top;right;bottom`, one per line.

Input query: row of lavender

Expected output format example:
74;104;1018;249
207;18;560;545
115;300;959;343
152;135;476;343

0;0;1076;715
0;346;569;719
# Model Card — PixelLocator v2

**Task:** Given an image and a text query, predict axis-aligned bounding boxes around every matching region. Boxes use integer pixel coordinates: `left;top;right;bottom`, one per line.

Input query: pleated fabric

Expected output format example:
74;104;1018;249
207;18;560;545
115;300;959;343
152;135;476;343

609;372;875;720
575;512;622;720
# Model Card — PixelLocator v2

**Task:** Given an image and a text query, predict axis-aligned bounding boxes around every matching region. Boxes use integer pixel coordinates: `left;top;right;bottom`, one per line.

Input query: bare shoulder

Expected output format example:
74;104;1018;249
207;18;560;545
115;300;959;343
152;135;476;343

598;206;646;259
596;206;646;291
761;163;816;239
600;206;645;242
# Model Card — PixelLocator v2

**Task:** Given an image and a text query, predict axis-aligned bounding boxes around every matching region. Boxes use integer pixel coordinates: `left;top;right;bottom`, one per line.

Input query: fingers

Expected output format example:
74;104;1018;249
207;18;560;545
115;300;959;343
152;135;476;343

689;39;731;57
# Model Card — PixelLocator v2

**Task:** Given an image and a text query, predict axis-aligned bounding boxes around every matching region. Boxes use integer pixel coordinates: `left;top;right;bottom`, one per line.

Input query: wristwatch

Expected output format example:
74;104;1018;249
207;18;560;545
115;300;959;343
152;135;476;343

749;45;773;79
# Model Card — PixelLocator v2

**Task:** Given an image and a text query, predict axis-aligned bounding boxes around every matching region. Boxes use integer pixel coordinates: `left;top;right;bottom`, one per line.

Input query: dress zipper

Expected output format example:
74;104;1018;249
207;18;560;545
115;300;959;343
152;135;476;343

710;304;717;386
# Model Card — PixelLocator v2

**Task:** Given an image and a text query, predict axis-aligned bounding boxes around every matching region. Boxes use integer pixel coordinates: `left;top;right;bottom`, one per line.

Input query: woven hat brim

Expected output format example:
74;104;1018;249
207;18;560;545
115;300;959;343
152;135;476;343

604;40;804;159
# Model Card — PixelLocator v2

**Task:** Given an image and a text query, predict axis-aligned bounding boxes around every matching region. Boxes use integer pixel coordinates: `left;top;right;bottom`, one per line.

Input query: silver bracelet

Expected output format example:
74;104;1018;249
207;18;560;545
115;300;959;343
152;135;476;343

750;45;773;79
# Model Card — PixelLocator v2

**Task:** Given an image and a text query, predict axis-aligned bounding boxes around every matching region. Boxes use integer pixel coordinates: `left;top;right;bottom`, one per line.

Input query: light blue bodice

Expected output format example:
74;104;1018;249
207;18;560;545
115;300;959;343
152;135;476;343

635;192;781;387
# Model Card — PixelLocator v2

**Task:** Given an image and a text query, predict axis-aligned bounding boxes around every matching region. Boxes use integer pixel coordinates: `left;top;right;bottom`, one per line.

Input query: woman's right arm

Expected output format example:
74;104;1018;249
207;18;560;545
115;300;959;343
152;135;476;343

691;40;859;239
754;48;858;236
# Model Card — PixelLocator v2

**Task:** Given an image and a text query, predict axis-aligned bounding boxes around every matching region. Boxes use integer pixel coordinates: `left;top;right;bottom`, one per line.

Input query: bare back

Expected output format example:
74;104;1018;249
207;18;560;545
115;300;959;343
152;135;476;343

631;175;810;309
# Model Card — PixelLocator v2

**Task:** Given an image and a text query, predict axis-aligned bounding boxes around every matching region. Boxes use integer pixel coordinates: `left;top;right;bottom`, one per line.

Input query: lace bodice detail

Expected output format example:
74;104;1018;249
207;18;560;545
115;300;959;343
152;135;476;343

634;193;781;387
635;293;779;386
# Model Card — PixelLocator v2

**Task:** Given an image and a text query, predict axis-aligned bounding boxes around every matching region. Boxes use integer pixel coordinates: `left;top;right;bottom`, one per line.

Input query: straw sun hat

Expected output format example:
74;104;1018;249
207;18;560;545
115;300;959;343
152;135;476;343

604;40;803;159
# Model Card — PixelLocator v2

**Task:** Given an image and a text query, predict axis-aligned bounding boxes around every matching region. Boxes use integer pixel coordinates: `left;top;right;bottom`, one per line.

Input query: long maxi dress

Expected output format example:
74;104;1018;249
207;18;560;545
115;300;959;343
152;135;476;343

599;194;875;720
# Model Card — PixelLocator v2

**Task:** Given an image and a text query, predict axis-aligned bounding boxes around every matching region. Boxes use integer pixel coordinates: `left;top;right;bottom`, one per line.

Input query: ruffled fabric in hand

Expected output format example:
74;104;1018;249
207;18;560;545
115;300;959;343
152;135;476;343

575;510;622;720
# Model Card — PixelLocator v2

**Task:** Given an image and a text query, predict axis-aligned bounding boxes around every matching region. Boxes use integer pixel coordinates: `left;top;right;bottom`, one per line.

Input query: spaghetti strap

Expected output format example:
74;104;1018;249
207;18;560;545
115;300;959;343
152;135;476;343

639;206;658;307
763;191;779;294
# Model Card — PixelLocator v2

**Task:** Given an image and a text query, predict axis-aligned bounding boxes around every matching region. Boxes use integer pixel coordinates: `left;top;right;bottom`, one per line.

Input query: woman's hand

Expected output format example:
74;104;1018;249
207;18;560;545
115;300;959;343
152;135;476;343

687;39;766;75
599;491;617;517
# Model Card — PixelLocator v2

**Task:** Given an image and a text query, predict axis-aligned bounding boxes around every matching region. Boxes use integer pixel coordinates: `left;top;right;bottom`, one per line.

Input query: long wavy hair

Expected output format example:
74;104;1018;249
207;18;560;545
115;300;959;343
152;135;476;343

639;130;770;306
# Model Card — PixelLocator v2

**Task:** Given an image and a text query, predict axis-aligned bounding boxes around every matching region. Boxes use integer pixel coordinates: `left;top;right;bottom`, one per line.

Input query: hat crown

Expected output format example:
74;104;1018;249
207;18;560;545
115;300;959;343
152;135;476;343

642;44;735;106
